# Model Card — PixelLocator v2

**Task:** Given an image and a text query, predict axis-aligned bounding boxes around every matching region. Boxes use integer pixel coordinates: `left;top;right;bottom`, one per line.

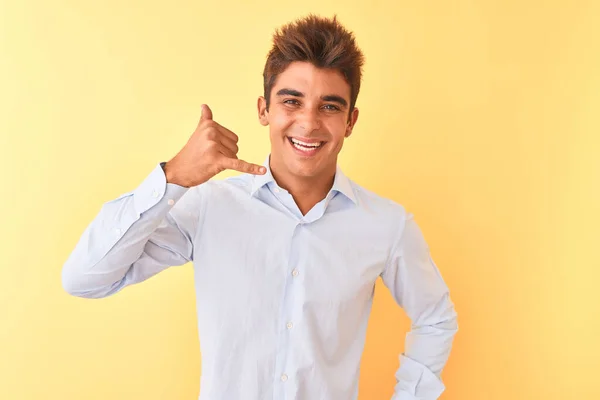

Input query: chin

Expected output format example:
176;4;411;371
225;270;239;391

285;158;325;178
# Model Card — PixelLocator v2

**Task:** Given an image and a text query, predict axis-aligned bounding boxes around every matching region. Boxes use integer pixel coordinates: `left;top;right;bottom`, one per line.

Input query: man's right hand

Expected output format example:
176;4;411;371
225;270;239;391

164;104;266;188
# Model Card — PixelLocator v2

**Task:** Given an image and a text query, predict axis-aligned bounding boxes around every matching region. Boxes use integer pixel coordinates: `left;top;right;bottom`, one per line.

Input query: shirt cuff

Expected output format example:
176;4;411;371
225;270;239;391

391;354;446;400
133;162;189;216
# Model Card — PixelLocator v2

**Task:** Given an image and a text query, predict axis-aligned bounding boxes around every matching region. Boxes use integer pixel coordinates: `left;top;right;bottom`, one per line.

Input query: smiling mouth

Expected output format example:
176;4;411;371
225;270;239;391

287;137;325;152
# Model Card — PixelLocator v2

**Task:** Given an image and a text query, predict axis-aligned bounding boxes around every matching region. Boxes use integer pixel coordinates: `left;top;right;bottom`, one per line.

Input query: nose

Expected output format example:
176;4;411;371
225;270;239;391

296;108;321;133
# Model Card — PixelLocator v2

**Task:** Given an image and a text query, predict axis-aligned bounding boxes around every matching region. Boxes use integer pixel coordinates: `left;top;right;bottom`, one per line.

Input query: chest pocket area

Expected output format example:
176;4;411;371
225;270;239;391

297;238;384;306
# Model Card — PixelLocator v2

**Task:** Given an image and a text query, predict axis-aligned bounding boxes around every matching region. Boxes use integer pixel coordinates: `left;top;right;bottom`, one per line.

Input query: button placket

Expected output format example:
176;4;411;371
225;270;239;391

273;223;305;396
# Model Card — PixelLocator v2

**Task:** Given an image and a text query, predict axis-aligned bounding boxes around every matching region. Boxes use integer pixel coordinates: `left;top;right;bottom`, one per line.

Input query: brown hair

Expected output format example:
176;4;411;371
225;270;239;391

262;14;365;119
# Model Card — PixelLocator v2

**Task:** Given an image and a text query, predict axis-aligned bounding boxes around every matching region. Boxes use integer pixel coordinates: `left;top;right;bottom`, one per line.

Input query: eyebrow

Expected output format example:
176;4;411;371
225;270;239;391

275;88;348;108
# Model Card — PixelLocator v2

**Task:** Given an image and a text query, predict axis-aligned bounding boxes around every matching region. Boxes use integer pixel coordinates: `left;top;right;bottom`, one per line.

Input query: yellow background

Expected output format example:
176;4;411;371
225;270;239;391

1;0;598;399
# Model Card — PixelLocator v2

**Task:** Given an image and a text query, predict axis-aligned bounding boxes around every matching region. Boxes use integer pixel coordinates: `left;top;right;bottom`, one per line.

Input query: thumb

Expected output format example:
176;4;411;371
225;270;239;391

200;104;213;121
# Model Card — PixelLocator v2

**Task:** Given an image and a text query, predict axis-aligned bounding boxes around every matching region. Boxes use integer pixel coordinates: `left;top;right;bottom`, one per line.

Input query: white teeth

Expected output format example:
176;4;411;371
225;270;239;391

292;142;318;152
291;138;322;148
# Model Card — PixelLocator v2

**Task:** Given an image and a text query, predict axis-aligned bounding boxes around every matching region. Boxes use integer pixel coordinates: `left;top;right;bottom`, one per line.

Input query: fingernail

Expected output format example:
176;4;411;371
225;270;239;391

259;167;266;173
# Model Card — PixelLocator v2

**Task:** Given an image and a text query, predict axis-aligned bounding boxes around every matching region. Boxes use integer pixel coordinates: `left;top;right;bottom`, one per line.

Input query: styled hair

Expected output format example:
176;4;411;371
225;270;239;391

262;14;365;119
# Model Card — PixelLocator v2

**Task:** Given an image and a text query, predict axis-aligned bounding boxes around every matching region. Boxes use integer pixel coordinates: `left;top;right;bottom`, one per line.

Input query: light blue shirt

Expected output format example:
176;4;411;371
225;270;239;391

62;155;458;400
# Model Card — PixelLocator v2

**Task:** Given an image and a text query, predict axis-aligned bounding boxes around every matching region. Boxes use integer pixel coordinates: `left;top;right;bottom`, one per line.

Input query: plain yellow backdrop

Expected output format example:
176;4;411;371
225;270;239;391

1;0;599;399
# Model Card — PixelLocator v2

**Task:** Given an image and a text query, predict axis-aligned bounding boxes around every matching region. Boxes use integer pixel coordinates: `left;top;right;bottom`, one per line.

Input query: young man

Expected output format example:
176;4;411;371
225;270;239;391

62;14;458;400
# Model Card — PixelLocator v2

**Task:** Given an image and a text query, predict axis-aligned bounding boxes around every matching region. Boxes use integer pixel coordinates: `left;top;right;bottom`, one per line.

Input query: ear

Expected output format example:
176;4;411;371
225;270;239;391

257;96;269;126
345;107;359;138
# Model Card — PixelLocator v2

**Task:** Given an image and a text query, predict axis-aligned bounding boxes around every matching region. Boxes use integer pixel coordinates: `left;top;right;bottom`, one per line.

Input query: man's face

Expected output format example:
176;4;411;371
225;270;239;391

257;61;359;179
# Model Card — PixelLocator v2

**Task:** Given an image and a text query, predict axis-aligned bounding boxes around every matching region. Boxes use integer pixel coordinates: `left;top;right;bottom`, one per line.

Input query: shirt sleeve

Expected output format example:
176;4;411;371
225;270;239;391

61;162;205;299
380;212;459;400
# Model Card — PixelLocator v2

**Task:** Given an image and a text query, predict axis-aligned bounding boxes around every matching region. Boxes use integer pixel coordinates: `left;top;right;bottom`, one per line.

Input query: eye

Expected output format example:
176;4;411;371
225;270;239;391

323;104;340;111
283;99;300;105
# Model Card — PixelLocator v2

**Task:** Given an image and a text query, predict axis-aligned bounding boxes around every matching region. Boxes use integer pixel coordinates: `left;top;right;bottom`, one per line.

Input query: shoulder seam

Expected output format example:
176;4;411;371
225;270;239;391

191;183;211;258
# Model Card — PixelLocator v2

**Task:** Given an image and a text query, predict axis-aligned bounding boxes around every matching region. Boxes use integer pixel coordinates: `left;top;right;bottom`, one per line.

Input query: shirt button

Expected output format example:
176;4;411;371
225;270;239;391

291;269;299;277
280;374;288;382
167;199;175;206
274;187;280;193
152;190;159;198
286;322;293;329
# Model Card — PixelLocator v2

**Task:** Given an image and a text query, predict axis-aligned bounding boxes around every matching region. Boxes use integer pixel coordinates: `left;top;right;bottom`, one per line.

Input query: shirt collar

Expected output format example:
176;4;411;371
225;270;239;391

250;154;357;205
249;155;276;195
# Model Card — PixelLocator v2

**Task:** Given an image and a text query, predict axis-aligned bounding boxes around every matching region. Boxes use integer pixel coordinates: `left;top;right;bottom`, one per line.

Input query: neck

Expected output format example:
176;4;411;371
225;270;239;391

269;159;336;216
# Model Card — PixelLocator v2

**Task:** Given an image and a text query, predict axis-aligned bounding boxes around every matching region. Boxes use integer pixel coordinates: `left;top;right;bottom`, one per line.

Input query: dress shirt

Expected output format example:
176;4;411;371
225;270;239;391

62;154;458;400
